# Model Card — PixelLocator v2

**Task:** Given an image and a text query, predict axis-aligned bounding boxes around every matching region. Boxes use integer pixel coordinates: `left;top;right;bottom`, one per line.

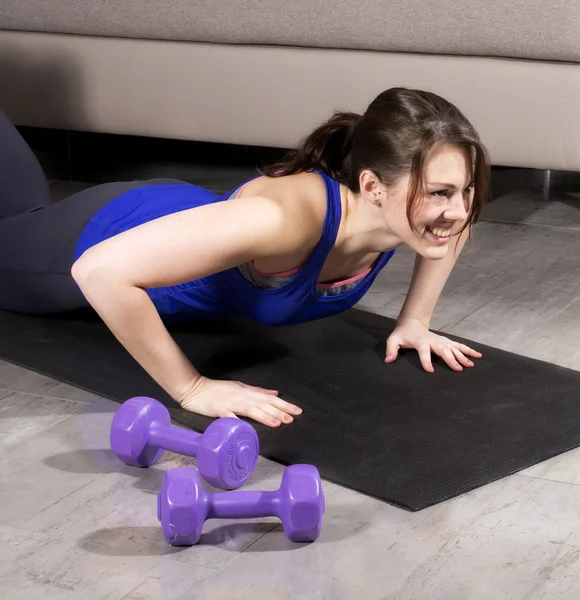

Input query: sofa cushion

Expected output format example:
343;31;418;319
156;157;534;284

1;0;579;63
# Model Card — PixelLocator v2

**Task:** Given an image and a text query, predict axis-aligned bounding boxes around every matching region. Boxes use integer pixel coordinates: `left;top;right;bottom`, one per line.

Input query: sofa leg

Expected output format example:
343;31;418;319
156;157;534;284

543;169;551;201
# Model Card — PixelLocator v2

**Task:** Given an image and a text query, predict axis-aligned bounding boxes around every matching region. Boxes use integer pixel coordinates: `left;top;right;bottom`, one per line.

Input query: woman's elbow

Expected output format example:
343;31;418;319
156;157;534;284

71;251;99;286
71;251;120;293
71;254;91;286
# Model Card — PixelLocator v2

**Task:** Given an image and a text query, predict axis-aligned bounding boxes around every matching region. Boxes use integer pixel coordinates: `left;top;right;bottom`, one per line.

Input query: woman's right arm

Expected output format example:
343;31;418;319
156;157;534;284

71;194;315;423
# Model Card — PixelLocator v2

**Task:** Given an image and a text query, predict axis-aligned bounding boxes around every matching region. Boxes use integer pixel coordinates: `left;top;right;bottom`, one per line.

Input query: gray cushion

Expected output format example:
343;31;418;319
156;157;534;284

1;0;579;63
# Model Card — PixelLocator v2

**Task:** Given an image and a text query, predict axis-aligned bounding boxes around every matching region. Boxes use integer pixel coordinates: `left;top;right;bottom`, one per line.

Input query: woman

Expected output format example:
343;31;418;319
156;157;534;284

0;87;490;428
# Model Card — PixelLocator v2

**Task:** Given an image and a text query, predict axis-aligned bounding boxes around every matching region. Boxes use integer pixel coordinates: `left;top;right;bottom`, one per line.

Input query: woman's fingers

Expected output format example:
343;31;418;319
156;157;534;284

451;346;475;368
385;336;402;363
417;343;435;373
232;388;304;428
453;342;483;359
257;401;293;425
241;404;281;427
253;394;303;425
267;395;303;416
434;344;463;371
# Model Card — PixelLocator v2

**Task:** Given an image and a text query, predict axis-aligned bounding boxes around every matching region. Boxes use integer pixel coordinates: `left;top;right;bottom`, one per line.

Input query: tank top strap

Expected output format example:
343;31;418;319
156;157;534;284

300;169;343;273
220;168;343;283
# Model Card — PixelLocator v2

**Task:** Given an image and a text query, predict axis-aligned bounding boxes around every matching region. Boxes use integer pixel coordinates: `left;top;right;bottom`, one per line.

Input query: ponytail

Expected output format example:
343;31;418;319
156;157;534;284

259;111;361;185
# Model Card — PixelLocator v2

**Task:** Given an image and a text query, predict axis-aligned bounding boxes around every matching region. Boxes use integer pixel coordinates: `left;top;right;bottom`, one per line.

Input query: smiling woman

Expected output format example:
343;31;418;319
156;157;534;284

399;142;478;257
0;87;490;428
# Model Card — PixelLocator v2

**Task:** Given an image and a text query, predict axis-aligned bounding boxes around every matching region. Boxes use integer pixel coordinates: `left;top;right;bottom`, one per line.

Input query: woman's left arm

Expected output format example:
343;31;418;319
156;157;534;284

385;227;483;372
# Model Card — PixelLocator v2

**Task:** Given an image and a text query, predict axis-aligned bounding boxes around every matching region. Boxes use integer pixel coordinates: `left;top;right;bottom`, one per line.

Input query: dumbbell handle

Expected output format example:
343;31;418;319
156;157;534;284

149;423;200;457
207;491;280;520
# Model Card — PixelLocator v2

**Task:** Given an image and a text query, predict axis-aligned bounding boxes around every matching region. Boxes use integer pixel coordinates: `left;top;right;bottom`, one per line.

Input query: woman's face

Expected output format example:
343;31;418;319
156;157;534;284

382;144;475;259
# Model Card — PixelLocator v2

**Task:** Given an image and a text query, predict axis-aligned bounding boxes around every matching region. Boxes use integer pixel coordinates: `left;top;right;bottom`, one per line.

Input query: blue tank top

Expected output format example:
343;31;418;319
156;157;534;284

73;170;396;326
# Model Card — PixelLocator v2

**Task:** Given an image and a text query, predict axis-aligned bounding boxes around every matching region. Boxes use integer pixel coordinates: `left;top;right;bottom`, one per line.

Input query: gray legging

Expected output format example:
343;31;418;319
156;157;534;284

0;109;184;314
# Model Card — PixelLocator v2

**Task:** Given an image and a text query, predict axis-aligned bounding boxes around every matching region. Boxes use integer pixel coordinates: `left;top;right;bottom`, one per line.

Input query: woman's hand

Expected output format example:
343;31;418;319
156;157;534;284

178;376;303;428
384;317;482;372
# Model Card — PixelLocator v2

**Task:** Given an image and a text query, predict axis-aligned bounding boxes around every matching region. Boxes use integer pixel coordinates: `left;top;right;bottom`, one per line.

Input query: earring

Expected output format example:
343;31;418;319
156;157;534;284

372;198;382;207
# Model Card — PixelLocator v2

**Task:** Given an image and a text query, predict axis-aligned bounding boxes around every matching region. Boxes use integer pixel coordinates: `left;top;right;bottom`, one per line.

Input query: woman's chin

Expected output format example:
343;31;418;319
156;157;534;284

414;231;452;259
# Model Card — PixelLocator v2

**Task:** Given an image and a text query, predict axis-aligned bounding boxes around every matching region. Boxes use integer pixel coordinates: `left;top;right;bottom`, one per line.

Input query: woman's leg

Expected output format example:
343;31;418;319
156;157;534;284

0;109;52;219
0;107;189;314
0;178;184;315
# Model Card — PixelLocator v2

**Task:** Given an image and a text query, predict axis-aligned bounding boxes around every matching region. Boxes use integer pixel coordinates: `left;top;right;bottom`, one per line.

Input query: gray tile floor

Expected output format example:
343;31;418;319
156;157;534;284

2;167;580;599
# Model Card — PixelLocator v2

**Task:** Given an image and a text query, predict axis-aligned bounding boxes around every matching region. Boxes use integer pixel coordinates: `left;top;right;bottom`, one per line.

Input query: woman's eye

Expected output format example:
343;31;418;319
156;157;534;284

431;190;448;198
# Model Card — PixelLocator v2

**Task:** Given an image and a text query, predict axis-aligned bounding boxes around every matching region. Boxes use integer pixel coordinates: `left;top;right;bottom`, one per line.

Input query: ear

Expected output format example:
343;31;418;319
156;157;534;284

359;169;384;205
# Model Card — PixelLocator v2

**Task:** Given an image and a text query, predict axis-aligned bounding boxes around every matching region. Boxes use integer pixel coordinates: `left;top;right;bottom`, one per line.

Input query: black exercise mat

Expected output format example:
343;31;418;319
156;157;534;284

0;306;579;511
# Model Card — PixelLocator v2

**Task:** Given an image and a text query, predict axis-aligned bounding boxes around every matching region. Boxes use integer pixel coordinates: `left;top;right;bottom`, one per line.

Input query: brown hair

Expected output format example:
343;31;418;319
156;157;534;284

259;87;490;234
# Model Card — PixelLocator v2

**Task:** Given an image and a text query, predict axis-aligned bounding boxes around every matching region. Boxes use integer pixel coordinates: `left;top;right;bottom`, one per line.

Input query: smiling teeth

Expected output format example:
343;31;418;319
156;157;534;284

429;227;451;238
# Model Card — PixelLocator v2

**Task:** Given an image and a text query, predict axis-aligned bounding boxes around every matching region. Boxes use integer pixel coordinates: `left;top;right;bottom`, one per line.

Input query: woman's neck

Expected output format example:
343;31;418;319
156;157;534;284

336;187;404;255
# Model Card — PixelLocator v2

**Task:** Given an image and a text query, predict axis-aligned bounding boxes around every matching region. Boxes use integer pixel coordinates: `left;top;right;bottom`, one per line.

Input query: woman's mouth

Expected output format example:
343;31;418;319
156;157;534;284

425;225;452;243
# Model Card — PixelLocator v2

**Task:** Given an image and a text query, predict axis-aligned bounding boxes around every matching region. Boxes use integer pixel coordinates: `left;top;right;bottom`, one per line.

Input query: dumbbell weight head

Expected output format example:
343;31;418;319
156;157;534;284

276;464;326;542
196;418;260;490
110;396;169;467
158;467;205;546
110;396;259;489
158;463;325;546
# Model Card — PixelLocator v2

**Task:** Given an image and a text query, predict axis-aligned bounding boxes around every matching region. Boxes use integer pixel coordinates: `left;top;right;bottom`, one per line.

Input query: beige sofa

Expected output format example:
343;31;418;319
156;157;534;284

1;0;579;171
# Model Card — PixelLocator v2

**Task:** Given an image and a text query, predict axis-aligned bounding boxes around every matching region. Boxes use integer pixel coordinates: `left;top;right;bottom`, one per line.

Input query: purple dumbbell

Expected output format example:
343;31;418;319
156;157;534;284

110;396;259;490
158;464;325;545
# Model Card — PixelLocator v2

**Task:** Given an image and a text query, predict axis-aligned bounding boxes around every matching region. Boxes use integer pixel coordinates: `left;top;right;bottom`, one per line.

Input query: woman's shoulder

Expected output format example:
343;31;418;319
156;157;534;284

238;170;331;232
